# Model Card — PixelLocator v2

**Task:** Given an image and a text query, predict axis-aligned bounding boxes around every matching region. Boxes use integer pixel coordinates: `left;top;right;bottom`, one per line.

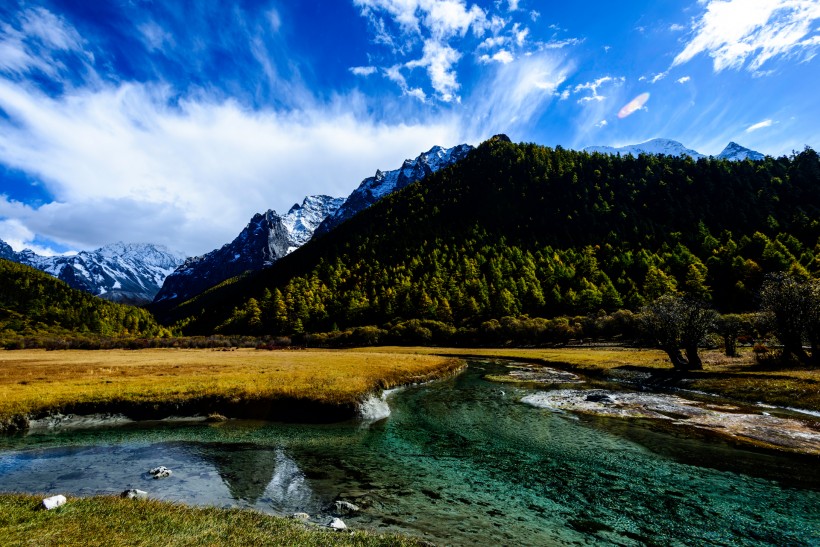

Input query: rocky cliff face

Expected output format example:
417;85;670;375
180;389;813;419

154;195;343;304
0;240;186;304
314;143;474;237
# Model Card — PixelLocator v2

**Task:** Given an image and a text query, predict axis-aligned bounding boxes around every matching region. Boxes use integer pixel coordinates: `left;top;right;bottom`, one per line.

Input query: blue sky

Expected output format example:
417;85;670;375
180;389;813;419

0;0;818;256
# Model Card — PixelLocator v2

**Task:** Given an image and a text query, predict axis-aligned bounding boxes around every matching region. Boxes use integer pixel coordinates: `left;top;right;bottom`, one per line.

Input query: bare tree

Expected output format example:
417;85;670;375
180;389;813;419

641;295;717;370
761;274;819;366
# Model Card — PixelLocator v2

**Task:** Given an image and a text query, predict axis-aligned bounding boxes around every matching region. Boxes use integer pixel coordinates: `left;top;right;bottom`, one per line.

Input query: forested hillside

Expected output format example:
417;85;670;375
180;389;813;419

0;259;168;339
157;136;820;336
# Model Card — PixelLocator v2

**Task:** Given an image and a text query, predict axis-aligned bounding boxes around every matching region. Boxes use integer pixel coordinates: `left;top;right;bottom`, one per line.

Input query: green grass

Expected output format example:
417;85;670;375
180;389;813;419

0;494;427;546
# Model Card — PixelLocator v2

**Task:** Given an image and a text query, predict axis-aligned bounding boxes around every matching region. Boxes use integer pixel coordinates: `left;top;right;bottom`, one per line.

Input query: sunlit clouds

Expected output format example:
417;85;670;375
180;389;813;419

673;0;820;72
746;119;773;133
617;92;650;119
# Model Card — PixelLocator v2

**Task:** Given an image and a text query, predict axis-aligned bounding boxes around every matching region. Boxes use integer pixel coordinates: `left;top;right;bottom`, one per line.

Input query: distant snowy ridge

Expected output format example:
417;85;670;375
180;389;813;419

0;240;186;305
314;143;474;237
154;195;343;304
584;138;764;161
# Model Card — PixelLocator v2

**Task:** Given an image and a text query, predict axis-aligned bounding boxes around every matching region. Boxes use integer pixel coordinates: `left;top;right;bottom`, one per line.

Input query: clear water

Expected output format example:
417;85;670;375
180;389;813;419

1;360;818;546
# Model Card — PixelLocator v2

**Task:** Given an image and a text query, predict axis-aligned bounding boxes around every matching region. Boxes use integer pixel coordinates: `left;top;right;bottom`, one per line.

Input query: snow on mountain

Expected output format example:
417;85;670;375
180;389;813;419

154;195;343;304
281;195;346;248
0;240;186;304
154;142;474;306
584;138;706;159
584;138;765;162
314;143;474;237
717;142;765;161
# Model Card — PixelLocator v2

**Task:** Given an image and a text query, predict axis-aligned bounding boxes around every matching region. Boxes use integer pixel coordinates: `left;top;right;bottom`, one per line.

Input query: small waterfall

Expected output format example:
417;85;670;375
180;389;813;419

359;389;398;422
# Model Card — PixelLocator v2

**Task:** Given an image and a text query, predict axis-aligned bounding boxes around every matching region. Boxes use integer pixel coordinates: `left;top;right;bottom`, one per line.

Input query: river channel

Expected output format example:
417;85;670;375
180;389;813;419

1;359;818;545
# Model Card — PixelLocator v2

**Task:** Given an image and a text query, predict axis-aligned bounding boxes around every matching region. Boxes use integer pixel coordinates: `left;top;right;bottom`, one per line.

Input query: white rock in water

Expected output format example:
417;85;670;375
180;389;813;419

334;500;360;515
42;495;67;510
149;466;173;479
328;517;347;531
121;489;148;499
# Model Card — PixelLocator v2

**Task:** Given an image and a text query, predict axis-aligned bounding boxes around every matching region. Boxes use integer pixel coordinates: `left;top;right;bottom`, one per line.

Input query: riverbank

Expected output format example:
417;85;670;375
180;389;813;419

0;494;427;546
0;349;463;433
357;346;820;412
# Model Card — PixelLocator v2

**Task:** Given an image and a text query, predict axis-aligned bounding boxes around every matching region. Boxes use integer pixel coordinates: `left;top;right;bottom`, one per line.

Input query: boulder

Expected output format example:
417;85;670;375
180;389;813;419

42;495;67;510
334;500;361;515
328;517;347;531
149;466;173;479
121;489;148;500
291;512;310;521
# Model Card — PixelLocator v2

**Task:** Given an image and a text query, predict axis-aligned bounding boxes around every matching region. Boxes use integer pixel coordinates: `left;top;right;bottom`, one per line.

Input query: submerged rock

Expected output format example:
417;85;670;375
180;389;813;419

149;466;173;479
523;389;820;455
334;500;361;515
328;517;348;531
121;489;148;500
42;495;67;510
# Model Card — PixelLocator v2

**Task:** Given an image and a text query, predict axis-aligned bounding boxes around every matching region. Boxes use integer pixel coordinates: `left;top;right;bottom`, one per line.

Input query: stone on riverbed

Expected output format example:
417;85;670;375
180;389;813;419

42;495;67;510
149;466;173;479
121;489;148;499
334;500;361;515
523;389;820;455
328;517;348;531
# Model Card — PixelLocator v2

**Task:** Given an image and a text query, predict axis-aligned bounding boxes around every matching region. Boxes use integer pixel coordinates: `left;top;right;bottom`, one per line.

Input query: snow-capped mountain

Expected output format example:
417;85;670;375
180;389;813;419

282;195;345;250
0;240;186;304
584;138;764;161
717;142;765;161
314;143;474;237
584;138;706;159
154;195;343;304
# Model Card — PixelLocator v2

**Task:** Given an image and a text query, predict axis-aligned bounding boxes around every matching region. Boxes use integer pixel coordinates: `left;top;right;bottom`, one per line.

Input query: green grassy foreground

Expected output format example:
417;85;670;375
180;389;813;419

0;494;426;547
357;346;820;411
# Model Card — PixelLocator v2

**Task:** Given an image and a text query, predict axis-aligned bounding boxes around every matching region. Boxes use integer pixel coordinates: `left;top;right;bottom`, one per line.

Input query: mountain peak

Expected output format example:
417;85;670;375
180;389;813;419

717;142;765;161
314;142;474;237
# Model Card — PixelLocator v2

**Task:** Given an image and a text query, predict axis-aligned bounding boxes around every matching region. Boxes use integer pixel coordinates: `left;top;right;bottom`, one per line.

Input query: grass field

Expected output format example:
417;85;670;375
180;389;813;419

0;348;462;430
0;494;426;546
356;346;820;411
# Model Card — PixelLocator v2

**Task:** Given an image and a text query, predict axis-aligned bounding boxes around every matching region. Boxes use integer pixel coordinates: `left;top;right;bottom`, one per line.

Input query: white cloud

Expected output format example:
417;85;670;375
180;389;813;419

0;7;90;77
0;79;460;255
746;118;773;132
507;0;520;11
478;49;514;64
673;0;820;72
650;71;667;84
465;52;570;138
572;75;624;104
405;39;462;102
669;23;685;32
676;75;691;83
350;65;378;76
138;21;174;52
595;119;608;128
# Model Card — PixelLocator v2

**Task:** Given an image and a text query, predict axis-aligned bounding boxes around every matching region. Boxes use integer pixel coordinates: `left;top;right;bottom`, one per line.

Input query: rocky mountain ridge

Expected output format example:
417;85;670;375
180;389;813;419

154;195;343;304
0;240;185;304
584;138;764;161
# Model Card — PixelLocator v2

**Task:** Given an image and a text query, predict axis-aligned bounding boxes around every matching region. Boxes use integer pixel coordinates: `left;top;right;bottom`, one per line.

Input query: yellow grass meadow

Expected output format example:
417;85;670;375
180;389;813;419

0;348;462;425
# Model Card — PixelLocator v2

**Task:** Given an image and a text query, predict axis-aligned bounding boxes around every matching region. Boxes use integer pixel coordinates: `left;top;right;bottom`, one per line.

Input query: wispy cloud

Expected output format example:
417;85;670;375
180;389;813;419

676;75;691;84
673;0;820;72
465;52;571;139
746;118;773;132
350;66;378;76
570;76;625;104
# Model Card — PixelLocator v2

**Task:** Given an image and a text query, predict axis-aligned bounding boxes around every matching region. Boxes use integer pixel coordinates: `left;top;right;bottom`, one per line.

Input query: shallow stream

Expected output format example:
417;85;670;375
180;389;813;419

1;360;819;545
